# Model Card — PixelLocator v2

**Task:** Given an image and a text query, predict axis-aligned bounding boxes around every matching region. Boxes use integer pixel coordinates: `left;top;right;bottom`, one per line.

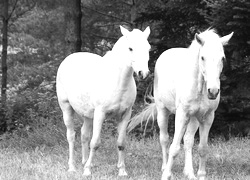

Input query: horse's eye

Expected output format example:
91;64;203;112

129;47;133;51
222;57;226;62
201;56;205;61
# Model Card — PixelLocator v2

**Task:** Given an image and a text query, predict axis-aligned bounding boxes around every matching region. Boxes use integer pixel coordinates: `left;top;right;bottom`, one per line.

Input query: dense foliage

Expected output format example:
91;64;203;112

0;0;249;138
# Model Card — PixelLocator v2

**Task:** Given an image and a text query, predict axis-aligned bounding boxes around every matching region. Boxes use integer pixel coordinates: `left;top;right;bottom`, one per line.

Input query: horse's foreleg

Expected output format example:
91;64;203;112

117;108;132;176
197;112;214;180
62;107;76;172
157;107;170;171
162;108;189;180
183;117;199;180
81;118;93;165
83;108;105;176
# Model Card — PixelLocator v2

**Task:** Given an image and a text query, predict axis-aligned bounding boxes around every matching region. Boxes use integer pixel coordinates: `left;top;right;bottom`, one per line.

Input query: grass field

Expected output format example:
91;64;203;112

0;124;250;180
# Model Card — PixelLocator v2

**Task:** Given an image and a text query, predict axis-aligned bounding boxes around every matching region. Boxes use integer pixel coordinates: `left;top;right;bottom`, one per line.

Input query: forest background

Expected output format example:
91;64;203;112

0;0;250;139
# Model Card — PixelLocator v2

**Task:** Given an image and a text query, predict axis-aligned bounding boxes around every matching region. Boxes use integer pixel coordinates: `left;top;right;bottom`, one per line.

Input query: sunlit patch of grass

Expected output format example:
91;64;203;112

0;126;249;179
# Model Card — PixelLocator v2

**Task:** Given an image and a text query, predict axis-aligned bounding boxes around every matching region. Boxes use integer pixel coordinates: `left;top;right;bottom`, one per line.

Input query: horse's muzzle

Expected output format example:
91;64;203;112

208;88;220;100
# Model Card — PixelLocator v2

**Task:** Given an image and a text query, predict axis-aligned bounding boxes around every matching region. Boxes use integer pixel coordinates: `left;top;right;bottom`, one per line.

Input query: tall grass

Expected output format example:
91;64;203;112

0;122;250;180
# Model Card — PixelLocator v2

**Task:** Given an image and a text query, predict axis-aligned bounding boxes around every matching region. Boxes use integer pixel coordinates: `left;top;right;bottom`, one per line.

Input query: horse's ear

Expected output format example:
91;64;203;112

143;26;150;39
120;26;130;36
195;33;205;46
221;32;234;45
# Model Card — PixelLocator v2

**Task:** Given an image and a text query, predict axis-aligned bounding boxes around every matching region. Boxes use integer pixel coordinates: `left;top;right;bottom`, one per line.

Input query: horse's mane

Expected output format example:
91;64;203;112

198;28;220;40
103;51;112;58
189;28;221;49
102;50;117;64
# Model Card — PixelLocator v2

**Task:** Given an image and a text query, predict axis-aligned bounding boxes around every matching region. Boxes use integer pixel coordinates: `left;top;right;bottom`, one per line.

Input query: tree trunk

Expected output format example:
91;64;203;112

1;0;8;107
1;0;9;132
131;0;137;28
64;0;82;56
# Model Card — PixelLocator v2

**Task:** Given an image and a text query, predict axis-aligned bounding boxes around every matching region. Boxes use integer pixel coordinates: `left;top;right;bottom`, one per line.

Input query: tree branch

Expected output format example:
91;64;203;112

95;22;123;27
90;32;118;41
10;0;36;23
7;0;18;21
120;0;133;7
82;5;133;26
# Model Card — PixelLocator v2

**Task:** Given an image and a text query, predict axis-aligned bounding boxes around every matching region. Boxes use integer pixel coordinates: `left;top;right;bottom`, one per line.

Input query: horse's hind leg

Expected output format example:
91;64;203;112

83;108;105;176
183;117;199;180
81;118;93;165
62;105;76;172
162;108;189;180
117;107;132;176
157;107;170;171
197;112;214;180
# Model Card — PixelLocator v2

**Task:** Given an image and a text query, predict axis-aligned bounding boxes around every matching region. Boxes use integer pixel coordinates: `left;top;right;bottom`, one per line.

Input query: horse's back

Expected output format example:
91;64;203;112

155;48;190;75
56;52;102;117
57;52;102;93
57;52;101;79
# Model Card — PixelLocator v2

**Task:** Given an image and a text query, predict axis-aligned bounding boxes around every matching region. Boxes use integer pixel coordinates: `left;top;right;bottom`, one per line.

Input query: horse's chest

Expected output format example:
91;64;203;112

193;97;219;120
95;81;136;115
102;95;133;120
105;88;136;110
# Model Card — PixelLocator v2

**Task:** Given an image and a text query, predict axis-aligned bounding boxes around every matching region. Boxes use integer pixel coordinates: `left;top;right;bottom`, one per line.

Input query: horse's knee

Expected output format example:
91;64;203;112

169;144;181;158
198;144;208;158
118;145;125;151
81;126;92;144
63;111;74;127
117;137;126;151
184;135;194;150
90;137;101;151
160;132;169;146
81;134;91;144
66;130;75;143
63;113;75;138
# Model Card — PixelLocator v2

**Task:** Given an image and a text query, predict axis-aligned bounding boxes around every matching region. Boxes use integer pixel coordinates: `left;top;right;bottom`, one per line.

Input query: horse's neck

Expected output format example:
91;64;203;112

189;41;206;96
107;36;131;66
103;40;134;89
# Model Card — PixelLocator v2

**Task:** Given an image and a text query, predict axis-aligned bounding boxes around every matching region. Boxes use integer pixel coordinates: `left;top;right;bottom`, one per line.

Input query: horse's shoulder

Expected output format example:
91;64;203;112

156;48;189;73
60;52;102;69
158;48;188;62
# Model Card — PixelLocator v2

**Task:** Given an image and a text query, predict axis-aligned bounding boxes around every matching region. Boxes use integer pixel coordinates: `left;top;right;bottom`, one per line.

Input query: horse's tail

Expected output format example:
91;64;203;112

127;102;157;134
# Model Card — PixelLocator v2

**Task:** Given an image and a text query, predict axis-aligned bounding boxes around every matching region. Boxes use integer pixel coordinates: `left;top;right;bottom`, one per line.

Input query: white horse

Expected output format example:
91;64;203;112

128;29;233;180
56;26;151;176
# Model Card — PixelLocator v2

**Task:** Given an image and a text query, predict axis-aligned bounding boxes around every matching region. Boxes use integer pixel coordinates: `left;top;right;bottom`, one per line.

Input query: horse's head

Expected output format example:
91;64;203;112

120;26;151;79
195;30;233;100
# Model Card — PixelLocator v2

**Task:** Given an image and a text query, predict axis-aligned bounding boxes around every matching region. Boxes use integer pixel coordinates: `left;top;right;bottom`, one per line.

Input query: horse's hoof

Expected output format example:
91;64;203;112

184;170;197;180
118;169;128;176
186;174;197;180
161;170;172;180
161;164;167;172
68;166;76;172
83;168;92;176
197;171;206;180
198;176;206;180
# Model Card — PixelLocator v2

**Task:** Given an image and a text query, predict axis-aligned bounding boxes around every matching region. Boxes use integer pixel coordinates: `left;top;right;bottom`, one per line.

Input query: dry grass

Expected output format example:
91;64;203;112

0;125;250;180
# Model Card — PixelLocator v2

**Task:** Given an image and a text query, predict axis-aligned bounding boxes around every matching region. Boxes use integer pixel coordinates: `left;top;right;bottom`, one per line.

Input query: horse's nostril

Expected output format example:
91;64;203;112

138;71;143;78
208;88;220;99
